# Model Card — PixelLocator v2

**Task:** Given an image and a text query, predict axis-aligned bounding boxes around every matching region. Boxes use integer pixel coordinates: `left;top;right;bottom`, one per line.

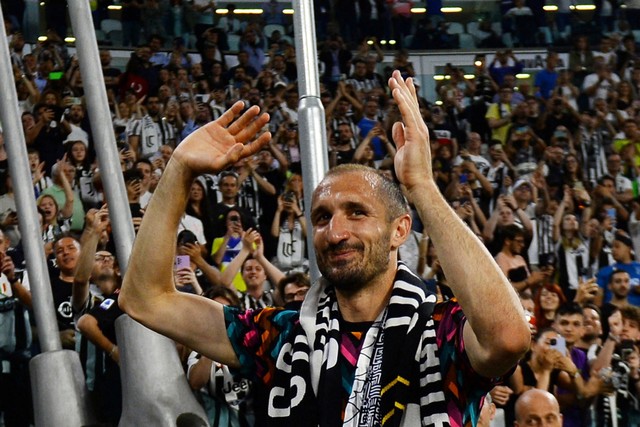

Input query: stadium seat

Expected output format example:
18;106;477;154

403;34;414;48
459;33;476;49
108;30;123;46
448;22;465;35
101;19;122;34
227;34;241;52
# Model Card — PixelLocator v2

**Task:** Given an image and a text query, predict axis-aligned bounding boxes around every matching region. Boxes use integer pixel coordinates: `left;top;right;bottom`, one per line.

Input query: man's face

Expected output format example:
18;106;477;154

242;259;266;289
99;50;111;66
607;155;622;176
146;97;161;116
92;251;115;279
28;152;40;171
553;313;584;346
220;176;238;199
337;125;353;143
611;240;632;262
354;62;366;77
69;104;84;123
609;271;631;299
514;393;562;427
136;162;152;186
507;235;525;254
310;172;397;291
54;237;80;274
513;184;532;203
582;307;602;338
622;318;640;341
283;282;310;303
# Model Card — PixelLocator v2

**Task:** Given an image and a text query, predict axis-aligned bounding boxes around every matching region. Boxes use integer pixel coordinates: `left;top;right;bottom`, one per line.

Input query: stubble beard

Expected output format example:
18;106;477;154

318;235;392;293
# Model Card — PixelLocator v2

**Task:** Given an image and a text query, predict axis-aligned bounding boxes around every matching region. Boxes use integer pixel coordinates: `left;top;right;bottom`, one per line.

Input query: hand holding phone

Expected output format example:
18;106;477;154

549;335;567;356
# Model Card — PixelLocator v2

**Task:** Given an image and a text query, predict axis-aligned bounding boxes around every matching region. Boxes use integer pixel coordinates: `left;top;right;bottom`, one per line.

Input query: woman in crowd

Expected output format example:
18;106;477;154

211;208;248;292
185;179;215;247
534;283;567;330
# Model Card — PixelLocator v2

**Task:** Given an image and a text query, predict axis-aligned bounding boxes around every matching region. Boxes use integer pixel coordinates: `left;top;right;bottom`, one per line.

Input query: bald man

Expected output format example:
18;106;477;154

514;389;563;427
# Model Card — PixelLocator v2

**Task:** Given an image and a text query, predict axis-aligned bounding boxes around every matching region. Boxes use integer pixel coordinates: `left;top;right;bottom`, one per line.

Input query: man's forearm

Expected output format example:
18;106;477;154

409;182;529;374
120;160;193;308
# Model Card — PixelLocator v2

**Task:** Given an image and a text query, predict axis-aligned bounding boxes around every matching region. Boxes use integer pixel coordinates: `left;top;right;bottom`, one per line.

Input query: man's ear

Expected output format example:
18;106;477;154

390;213;412;250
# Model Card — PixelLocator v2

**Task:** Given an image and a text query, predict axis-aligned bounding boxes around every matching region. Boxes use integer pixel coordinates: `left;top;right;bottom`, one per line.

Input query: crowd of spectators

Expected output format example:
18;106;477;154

3;1;640;426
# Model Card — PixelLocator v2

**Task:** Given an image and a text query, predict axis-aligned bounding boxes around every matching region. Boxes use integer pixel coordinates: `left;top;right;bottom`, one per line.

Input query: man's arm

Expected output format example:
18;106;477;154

119;103;271;368
72;207;110;312
389;71;530;378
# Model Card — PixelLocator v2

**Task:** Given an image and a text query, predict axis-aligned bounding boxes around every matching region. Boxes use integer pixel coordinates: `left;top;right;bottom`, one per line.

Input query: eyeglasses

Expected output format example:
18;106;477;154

95;254;114;262
284;287;310;302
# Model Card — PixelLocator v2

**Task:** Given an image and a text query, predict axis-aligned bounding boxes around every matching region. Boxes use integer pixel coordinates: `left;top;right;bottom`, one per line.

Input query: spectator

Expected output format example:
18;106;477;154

495;224;546;292
41;158;85;233
489;50;524;86
514;388;562;426
534;51;560;101
219;229;284;309
270;191;307;274
128;95;177;160
534;282;567;330
121;0;144;47
486;84;514;145
597;231;640;306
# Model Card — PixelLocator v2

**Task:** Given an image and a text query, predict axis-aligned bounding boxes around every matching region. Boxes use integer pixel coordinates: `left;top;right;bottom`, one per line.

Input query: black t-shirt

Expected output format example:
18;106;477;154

50;275;74;331
87;291;124;344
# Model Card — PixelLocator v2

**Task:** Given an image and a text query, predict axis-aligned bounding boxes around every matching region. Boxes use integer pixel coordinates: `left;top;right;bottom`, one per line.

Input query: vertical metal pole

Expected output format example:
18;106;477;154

0;15;60;357
0;8;95;427
67;2;209;425
292;0;327;282
67;0;135;273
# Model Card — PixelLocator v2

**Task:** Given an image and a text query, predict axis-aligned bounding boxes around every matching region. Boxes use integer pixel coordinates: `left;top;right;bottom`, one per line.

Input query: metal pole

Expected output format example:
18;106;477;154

0;16;60;357
0;8;95;427
67;2;210;425
292;0;327;282
67;0;135;272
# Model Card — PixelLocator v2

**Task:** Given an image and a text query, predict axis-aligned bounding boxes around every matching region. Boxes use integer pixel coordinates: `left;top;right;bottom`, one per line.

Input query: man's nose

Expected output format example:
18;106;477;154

327;215;350;244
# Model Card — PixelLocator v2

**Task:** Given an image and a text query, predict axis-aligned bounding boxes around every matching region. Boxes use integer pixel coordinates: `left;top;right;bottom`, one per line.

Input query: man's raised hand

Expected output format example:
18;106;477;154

388;70;432;192
172;102;271;176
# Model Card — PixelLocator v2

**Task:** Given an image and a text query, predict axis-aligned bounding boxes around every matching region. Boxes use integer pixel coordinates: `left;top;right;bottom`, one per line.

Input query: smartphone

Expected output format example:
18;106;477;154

49;71;64;80
607;208;617;219
174;255;190;270
459;174;468;185
549;335;567;356
71;97;82;105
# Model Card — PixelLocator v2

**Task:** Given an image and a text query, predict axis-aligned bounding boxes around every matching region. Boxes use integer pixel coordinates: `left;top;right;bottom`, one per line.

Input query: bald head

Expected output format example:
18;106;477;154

514;389;562;427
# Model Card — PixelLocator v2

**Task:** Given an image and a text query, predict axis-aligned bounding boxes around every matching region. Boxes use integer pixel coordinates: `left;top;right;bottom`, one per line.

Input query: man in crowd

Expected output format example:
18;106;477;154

120;72;530;425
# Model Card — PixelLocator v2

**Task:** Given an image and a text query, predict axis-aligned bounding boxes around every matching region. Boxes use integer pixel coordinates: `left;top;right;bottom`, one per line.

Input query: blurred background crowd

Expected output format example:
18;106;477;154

2;0;640;426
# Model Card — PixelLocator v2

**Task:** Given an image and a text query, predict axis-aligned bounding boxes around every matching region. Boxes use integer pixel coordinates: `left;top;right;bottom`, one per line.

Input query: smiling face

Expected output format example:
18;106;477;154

54;236;80;275
310;169;408;292
242;258;266;290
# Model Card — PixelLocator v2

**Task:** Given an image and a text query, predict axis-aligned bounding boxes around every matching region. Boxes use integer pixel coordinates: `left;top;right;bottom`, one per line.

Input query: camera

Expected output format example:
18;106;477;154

283;191;295;203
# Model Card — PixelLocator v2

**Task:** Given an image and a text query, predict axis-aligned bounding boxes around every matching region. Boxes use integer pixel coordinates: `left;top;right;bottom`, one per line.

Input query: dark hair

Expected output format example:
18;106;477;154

556;302;584;318
277;272;311;298
503;224;525;241
621;306;640;325
609;268;630;284
204;285;241;307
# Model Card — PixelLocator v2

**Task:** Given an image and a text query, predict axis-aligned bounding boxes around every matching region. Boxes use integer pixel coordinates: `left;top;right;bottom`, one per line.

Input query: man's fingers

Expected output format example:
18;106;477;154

216;101;246;128
226;105;262;136
240;131;272;159
231;110;270;141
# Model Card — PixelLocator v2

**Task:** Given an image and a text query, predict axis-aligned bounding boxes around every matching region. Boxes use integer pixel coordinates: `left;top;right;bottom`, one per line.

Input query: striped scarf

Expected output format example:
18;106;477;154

270;262;448;426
